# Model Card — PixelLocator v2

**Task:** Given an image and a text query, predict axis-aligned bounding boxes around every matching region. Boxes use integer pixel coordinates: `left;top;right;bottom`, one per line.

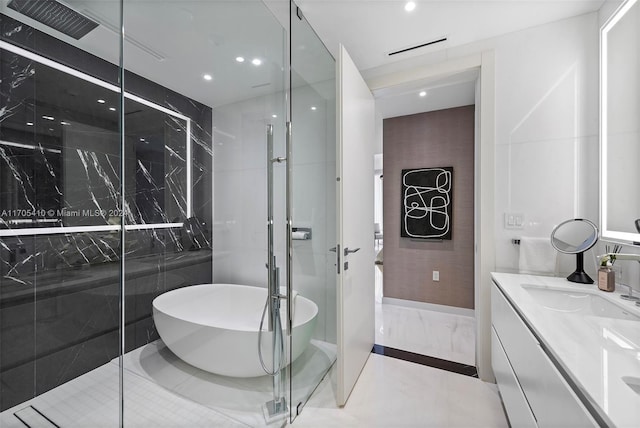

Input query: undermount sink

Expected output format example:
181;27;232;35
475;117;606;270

522;285;640;321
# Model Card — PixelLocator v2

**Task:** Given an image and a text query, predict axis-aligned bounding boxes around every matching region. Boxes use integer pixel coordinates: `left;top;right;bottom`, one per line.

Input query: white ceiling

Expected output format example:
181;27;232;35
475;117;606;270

295;0;607;118
374;68;478;118
295;0;606;73
2;0;290;109
1;0;608;115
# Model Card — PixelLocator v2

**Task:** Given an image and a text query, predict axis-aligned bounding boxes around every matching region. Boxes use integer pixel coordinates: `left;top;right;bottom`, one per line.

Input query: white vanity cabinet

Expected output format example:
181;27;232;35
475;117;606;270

491;282;598;428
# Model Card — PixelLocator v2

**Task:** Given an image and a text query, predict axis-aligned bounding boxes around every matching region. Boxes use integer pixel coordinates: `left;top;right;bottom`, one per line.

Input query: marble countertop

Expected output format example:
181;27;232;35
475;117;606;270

491;273;640;428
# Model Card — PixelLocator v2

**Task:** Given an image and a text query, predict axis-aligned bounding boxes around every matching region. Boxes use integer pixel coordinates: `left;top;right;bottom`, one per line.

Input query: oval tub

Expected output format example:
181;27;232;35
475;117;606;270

152;283;318;378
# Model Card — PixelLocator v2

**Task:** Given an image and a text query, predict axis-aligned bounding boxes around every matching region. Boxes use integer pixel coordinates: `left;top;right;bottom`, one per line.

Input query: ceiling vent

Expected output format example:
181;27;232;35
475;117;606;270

388;37;447;56
80;8;167;61
8;0;99;40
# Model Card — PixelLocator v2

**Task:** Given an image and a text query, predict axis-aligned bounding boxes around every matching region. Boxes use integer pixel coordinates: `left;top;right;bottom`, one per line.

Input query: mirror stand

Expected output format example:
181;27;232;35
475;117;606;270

567;253;593;284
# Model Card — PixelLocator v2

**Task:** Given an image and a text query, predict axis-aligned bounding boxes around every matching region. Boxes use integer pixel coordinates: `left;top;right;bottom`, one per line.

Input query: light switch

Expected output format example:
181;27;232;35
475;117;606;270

433;271;440;281
504;212;524;230
514;215;523;227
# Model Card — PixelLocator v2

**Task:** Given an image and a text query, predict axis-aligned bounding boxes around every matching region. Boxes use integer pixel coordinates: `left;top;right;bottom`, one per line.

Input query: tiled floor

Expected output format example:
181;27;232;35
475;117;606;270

292;263;507;427
375;302;476;365
119;339;335;427
374;257;476;365
294;353;508;428
0;339;336;428
0;361;243;428
1;263;508;427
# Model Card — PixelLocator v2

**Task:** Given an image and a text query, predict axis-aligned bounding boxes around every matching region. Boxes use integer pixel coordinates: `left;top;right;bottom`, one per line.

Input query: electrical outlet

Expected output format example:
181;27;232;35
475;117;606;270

433;271;440;281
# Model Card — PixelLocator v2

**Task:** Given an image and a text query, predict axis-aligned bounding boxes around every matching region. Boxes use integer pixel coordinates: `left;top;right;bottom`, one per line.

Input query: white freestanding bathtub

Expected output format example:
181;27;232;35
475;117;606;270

152;283;318;378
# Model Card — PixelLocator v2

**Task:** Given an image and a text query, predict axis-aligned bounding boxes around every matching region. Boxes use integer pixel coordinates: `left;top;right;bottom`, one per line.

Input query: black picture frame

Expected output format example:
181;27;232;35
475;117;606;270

401;167;453;239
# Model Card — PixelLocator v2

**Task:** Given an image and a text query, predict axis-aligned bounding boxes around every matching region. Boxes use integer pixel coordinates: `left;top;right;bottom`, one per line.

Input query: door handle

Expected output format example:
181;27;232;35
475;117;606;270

344;247;360;256
330;245;341;273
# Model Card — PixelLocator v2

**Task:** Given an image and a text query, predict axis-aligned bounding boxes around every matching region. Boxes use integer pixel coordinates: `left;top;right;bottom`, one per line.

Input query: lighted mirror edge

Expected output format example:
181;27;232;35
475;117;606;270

600;16;610;242
0;40;193;229
0;223;185;237
602;0;638;33
599;0;640;246
186;120;192;218
0;41;190;121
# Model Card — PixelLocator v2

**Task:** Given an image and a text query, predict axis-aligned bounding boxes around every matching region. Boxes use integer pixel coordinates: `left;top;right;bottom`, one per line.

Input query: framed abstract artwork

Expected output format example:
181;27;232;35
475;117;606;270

401;167;453;239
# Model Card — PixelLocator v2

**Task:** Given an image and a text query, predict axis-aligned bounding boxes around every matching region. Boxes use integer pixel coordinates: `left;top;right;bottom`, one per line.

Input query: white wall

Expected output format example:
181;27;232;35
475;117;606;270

212;93;285;287
493;3;639;293
366;12;601;279
212;83;337;342
491;13;600;278
289;84;337;343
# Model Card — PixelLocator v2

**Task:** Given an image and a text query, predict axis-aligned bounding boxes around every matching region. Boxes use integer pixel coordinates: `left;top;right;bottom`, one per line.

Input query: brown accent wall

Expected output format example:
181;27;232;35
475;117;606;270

383;105;475;309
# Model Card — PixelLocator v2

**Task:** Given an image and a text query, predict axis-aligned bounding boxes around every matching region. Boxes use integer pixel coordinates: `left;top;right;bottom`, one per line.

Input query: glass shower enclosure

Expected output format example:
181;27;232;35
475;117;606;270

288;1;337;422
0;0;336;426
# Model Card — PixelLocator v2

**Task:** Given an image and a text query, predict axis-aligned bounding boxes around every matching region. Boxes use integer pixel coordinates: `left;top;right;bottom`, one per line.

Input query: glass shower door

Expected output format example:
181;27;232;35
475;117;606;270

288;0;337;422
120;0;287;427
0;1;123;425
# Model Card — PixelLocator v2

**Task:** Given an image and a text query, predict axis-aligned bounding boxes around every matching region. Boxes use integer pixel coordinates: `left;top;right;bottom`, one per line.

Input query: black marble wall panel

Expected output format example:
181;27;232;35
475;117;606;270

0;14;213;411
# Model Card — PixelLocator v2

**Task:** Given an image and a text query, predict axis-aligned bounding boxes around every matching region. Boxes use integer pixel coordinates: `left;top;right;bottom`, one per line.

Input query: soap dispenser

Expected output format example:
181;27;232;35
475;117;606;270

598;261;615;292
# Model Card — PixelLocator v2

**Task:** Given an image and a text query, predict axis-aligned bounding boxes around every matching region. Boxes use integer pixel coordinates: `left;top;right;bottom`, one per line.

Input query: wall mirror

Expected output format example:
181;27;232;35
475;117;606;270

0;43;191;236
601;0;640;244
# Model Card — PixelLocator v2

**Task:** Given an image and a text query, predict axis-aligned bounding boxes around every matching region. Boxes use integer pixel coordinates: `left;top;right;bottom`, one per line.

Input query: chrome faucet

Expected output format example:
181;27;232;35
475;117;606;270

599;253;640;301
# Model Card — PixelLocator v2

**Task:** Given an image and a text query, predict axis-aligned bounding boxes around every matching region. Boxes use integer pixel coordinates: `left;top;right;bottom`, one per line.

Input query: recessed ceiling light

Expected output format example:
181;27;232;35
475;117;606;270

139;138;145;142
405;1;416;12
272;114;277;118
26;122;33;126
109;107;116;111
419;91;427;97
236;56;245;63
203;74;213;81
252;58;262;66
60;121;71;125
42;115;55;120
97;99;106;104
310;106;317;111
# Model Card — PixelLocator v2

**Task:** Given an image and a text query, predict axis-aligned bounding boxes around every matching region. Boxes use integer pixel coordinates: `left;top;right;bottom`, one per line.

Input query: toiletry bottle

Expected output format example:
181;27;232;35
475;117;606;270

598;261;615;292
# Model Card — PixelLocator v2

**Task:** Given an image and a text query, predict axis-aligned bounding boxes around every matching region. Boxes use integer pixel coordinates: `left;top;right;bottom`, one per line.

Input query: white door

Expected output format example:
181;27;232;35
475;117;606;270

336;44;376;406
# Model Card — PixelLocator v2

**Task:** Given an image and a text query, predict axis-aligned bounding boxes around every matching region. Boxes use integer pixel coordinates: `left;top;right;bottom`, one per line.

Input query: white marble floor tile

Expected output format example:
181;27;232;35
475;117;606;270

375;302;476;365
295;353;508;428
0;338;335;428
121;339;335;428
115;340;201;389
374;249;476;365
0;362;246;428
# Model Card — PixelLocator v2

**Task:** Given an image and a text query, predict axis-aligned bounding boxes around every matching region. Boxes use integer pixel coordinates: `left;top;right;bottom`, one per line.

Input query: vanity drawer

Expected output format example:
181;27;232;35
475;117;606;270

491;326;538;428
491;283;597;428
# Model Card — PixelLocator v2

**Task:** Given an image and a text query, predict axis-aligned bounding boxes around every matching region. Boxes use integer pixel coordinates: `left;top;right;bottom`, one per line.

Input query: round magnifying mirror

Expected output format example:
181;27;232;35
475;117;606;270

550;218;598;284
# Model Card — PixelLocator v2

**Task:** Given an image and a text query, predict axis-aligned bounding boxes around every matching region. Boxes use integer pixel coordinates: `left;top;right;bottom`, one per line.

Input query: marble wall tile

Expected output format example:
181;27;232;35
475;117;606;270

0;15;213;412
213;83;337;354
